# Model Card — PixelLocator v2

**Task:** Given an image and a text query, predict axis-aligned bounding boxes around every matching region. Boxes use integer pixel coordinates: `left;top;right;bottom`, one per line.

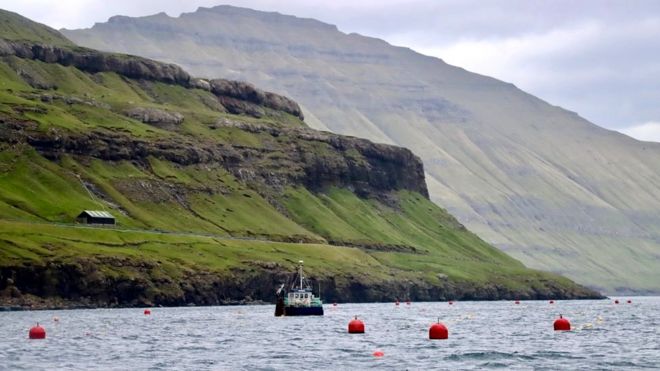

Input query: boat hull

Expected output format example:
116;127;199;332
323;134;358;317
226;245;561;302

275;297;324;316
283;306;324;316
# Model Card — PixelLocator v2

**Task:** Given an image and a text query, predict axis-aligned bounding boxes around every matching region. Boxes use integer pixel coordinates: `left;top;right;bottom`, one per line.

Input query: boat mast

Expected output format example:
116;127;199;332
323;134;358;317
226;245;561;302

299;260;304;290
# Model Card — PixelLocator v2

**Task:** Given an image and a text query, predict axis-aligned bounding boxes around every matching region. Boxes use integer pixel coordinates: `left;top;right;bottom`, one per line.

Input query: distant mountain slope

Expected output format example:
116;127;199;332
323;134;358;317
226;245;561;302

0;9;600;308
64;5;660;293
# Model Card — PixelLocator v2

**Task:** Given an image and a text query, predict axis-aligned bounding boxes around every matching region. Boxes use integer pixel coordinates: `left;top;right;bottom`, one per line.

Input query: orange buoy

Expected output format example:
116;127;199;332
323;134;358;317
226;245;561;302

373;350;384;357
553;314;571;331
614;299;619;304
144;309;151;315
429;319;449;339
348;316;365;334
29;324;46;339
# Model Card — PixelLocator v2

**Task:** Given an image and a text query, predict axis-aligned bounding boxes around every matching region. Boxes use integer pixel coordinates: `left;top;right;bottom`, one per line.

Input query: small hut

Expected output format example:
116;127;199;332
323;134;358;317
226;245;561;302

76;210;115;225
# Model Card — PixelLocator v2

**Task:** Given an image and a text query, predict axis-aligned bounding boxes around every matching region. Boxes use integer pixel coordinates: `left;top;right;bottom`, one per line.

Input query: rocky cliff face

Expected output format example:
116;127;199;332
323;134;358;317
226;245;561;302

1;118;427;198
0;38;304;120
0;39;190;84
0;258;600;310
208;79;303;119
0;35;424;198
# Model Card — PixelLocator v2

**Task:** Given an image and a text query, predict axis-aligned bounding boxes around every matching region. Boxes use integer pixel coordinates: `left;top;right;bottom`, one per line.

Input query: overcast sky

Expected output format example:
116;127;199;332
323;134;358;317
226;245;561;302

3;0;660;142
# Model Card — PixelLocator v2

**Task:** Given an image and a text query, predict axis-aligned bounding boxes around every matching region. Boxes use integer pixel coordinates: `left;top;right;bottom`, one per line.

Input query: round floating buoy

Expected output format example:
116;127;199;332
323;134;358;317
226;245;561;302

614;300;619;304
348;316;365;334
333;302;337;307
553;314;571;331
448;301;454;305
53;316;60;322
549;300;555;304
627;299;632;304
429;319;448;339
144;309;151;315
515;300;520;305
373;350;384;357
29;324;46;339
395;300;400;306
406;300;411;305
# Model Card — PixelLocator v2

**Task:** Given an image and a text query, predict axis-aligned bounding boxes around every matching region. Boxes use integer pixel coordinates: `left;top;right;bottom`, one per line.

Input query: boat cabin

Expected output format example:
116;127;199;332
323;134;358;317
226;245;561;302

288;290;313;306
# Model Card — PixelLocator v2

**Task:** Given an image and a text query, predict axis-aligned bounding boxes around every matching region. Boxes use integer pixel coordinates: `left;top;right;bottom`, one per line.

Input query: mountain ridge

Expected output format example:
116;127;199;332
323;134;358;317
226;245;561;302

0;9;602;309
63;4;660;294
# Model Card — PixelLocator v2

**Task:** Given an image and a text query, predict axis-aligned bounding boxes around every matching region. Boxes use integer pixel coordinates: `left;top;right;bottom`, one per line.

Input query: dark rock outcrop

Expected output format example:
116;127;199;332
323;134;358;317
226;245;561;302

213;119;429;197
0;118;428;198
0;39;304;120
0;39;191;85
0;259;603;310
124;107;184;128
209;79;303;119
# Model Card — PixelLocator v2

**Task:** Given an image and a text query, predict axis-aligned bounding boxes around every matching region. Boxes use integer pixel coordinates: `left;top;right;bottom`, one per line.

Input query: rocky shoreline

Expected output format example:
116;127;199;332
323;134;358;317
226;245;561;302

0;260;605;311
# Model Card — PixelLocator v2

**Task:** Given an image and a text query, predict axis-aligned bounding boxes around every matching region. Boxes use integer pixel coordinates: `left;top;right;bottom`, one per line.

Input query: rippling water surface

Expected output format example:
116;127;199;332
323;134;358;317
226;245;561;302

1;297;659;370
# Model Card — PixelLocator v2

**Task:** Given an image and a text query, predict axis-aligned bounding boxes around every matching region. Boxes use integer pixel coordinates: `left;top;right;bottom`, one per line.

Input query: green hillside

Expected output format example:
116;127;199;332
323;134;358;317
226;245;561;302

0;9;74;46
61;5;660;294
0;10;599;308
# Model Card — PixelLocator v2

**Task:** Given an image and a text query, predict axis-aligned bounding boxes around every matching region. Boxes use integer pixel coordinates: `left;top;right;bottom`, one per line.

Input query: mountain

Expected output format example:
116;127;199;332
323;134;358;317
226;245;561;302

0;9;599;309
62;5;660;294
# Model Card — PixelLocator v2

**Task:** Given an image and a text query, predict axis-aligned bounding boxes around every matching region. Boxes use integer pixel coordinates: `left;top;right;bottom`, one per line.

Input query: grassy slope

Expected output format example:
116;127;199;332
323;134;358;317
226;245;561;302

0;142;551;289
0;20;596;302
0;9;75;46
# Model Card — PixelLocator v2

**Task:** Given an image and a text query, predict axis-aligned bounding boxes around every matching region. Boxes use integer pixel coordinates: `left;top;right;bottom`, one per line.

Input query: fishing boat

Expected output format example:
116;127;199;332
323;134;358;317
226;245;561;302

275;260;324;316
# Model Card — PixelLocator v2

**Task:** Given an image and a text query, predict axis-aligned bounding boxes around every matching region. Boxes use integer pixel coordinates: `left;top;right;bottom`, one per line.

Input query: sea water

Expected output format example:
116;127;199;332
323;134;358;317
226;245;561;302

1;297;659;370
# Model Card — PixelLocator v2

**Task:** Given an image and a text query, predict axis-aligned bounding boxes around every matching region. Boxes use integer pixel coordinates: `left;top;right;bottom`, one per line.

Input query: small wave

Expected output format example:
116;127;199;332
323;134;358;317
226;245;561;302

446;351;518;361
479;361;512;368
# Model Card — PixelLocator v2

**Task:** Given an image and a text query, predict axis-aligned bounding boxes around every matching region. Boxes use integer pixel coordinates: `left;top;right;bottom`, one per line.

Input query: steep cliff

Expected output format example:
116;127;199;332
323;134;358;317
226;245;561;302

0;10;601;308
63;5;660;294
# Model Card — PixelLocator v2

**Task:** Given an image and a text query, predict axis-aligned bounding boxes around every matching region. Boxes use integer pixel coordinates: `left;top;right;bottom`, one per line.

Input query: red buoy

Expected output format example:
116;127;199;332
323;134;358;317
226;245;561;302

373;350;384;357
515;300;520;304
29;324;46;339
614;300;619;304
553;314;571;331
348;316;365;334
406;300;411;305
549;300;555;304
429;319;449;339
448;301;454;305
627;299;632;304
144;309;151;315
395;300;400;306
